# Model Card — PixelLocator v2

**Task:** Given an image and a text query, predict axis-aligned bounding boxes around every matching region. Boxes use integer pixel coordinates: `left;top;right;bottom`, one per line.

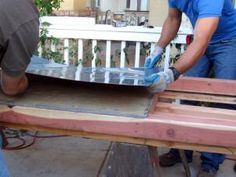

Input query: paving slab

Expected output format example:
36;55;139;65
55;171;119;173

3;135;236;177
4;136;110;177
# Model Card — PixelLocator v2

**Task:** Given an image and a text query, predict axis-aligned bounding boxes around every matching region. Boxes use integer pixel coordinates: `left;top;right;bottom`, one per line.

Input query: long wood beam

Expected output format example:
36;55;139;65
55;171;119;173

1;105;236;148
1;122;236;155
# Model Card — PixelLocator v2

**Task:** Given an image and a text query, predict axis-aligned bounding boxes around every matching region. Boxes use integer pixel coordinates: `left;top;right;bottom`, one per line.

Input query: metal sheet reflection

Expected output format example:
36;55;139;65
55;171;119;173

26;56;160;87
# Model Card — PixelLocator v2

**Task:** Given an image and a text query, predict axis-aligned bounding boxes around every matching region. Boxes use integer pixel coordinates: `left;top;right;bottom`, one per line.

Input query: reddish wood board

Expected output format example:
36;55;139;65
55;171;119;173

0;76;236;152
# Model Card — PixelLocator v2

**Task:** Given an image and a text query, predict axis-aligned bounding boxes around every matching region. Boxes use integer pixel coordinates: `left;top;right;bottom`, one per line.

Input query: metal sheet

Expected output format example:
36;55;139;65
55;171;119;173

26;56;160;87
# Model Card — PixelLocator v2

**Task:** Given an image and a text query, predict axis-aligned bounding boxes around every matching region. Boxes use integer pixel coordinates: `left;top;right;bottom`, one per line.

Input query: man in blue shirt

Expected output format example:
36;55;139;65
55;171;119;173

145;0;236;176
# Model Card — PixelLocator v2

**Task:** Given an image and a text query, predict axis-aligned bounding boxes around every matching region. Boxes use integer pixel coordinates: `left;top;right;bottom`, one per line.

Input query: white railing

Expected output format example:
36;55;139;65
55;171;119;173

39;17;193;70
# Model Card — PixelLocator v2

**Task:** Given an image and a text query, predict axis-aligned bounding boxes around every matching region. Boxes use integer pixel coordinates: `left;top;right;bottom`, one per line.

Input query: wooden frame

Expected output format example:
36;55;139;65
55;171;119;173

0;77;236;155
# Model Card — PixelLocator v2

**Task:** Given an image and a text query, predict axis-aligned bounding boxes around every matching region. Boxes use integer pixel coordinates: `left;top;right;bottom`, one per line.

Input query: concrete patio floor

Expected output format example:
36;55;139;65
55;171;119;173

3;134;236;177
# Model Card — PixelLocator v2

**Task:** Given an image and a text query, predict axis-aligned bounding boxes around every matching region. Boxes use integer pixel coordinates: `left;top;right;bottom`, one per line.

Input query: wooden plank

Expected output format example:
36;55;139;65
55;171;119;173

155;103;236;121
167;77;236;96
159;91;236;104
1;106;236;148
0;121;236;155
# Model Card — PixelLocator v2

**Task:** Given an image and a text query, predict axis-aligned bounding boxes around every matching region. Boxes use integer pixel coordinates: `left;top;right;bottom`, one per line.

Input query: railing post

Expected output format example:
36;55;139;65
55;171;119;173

64;39;69;64
120;41;126;68
92;40;97;68
135;42;141;67
78;39;83;66
106;40;112;68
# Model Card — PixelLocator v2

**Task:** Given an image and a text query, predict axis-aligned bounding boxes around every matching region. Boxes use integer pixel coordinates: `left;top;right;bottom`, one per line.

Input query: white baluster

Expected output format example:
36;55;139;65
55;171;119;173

64;39;69;64
106;40;111;68
92;40;97;68
135;42;141;67
120;41;126;68
78;39;83;66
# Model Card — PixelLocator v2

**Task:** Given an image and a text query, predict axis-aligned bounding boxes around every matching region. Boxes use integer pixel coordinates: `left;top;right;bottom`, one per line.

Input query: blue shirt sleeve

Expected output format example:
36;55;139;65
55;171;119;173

168;0;176;8
197;0;224;18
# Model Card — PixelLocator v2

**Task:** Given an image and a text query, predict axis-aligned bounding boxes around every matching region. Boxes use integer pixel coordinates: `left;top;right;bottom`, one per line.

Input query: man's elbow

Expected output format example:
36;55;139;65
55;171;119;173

0;73;29;96
193;37;209;55
2;88;20;96
1;84;27;96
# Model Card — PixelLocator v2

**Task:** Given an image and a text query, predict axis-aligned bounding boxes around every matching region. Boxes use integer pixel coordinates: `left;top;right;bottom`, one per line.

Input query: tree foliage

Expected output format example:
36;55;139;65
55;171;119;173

34;0;64;61
34;0;63;16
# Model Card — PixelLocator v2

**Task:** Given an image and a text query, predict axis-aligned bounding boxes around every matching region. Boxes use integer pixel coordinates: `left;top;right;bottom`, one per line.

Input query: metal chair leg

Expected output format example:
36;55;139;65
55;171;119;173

148;146;161;177
179;149;191;177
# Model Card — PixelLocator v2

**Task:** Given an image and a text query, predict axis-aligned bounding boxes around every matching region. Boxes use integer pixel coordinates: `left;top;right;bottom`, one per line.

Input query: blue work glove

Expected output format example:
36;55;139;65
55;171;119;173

145;68;174;93
144;46;163;68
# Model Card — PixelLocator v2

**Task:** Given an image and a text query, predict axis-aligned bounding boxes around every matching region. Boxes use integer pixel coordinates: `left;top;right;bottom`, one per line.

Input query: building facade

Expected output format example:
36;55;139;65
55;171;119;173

60;0;149;11
59;0;236;28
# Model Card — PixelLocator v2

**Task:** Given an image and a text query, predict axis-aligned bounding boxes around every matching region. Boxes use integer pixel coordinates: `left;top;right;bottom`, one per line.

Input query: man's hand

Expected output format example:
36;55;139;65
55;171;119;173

144;46;163;68
145;68;174;93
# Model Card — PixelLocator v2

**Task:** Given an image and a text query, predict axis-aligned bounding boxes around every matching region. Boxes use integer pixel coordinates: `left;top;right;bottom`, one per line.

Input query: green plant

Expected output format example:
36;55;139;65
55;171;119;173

34;0;63;16
94;45;103;66
34;0;63;61
123;46;129;65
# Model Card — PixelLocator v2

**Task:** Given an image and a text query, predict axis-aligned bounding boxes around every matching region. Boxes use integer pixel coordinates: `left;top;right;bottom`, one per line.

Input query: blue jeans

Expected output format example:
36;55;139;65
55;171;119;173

0;150;10;177
170;38;236;171
0;134;10;177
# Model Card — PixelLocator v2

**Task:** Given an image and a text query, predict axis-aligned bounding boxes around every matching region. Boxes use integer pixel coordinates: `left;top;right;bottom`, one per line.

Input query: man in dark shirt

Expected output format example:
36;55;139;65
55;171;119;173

0;0;39;176
0;0;39;96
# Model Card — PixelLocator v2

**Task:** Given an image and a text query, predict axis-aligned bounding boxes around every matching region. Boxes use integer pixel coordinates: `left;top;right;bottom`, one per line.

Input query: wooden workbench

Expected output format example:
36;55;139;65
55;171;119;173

0;75;236;156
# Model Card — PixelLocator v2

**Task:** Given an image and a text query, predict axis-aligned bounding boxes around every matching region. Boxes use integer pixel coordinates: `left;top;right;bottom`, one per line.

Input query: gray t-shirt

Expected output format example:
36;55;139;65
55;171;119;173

0;0;39;44
0;0;39;76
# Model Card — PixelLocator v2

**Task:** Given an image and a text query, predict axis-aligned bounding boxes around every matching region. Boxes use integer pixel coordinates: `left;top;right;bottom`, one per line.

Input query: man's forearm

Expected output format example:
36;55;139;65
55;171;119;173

157;16;181;48
173;38;208;73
